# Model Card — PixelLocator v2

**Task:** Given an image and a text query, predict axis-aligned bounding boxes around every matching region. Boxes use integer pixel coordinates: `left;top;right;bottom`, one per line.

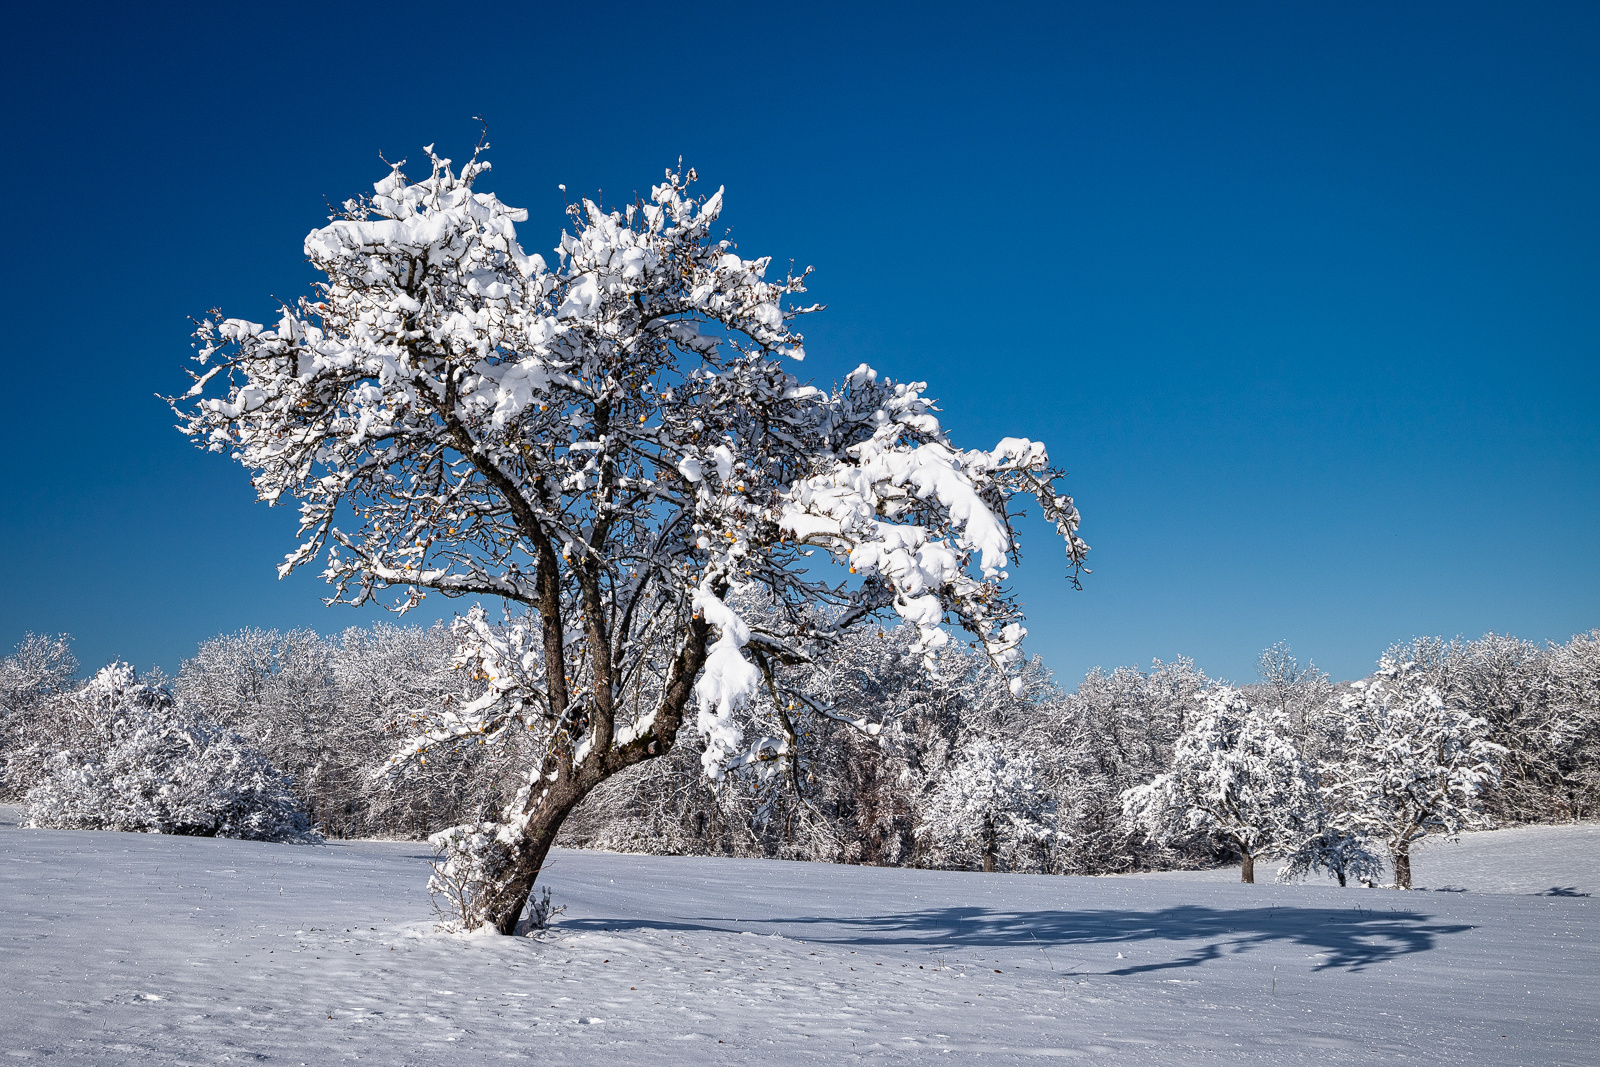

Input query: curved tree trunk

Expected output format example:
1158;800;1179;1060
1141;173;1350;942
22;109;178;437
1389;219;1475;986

486;794;581;935
481;618;709;934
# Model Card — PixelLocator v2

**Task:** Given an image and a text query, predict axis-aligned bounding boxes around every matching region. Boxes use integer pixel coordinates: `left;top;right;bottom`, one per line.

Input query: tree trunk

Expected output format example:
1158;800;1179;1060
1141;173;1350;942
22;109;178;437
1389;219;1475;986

484;787;582;935
1239;846;1255;884
478;613;710;933
1392;842;1412;890
982;813;997;873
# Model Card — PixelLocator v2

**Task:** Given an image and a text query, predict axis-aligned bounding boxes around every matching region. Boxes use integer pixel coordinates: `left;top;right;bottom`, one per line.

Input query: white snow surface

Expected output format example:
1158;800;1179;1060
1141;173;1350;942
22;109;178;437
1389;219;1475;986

2;805;1595;1065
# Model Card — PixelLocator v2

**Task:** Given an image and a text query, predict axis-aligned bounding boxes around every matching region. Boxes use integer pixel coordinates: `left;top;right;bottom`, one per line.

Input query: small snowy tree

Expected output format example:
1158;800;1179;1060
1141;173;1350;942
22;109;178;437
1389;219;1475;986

25;665;319;842
1121;688;1317;883
171;142;1087;932
1330;657;1502;889
1275;818;1384;887
915;736;1057;872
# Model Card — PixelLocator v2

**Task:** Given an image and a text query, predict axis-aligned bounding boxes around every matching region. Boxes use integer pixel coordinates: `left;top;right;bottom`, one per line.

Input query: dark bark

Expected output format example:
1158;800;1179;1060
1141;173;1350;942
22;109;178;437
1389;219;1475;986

1239;846;1255;884
481;613;711;934
485;782;582;935
982;813;996;873
1393;842;1413;890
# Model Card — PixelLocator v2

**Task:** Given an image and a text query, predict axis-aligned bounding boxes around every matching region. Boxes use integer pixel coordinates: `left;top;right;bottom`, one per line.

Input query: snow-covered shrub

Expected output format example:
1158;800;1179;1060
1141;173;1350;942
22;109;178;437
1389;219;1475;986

24;665;319;842
427;818;566;934
523;885;565;931
1327;657;1502;889
1122;687;1318;883
426;821;513;931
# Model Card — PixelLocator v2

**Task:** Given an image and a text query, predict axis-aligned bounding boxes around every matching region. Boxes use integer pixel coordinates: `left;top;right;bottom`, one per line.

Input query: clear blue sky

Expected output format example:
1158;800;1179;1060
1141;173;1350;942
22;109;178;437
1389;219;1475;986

1;1;1595;686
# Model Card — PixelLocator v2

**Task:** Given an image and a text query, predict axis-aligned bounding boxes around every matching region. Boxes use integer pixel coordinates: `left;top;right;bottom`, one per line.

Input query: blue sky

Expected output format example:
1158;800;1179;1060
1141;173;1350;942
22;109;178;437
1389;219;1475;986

1;1;1595;685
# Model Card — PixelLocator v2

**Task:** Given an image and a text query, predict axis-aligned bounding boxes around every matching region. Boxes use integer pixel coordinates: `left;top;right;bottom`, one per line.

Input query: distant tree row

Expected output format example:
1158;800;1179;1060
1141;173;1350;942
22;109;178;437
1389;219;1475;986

2;624;1597;884
562;626;1600;886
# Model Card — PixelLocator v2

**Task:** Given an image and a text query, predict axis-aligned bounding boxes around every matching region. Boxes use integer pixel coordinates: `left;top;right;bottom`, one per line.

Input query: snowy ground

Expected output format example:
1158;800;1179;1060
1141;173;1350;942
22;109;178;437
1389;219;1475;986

2;805;1596;1065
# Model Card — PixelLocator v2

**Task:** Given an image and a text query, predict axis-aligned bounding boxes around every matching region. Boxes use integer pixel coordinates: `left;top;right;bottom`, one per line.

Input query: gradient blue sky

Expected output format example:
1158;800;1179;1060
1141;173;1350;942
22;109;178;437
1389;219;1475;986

1;1;1595;685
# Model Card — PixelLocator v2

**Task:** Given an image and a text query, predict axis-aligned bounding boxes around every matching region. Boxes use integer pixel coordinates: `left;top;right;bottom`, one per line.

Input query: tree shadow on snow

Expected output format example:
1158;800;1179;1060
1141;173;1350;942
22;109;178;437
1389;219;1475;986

562;903;1470;975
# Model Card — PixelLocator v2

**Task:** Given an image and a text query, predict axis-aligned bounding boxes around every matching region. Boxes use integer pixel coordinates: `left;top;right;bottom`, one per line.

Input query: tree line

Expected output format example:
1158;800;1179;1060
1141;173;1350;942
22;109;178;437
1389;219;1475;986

3;622;1595;884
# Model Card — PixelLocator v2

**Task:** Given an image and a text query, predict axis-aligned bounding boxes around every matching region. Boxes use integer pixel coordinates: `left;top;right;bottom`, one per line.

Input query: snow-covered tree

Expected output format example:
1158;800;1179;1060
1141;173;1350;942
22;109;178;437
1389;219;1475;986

1033;657;1213;874
328;622;493;834
1549;631;1600;818
175;628;335;738
171;143;1087;932
1330;657;1502;889
916;736;1057;872
174;627;343;821
1275;818;1383;888
1121;688;1317;883
1242;642;1338;763
0;633;78;800
1427;632;1600;823
24;665;318;842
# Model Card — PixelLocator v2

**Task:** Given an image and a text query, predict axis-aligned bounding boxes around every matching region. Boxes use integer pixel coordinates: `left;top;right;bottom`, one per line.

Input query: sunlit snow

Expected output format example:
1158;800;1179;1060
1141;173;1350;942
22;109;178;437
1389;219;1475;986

2;807;1595;1064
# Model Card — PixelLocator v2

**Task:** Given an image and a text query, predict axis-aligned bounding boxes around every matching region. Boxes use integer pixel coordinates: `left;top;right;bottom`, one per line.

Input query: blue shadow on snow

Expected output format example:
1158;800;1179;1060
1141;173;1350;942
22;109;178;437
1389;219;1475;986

561;903;1470;975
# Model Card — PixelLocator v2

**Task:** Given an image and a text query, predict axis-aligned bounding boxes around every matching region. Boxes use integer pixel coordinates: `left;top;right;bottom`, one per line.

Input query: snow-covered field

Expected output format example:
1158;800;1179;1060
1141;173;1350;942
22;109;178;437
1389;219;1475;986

3;805;1596;1065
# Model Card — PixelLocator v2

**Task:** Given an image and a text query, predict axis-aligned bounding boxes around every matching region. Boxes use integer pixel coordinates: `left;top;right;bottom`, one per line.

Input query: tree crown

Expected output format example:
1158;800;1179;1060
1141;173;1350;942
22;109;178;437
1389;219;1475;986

172;144;1086;786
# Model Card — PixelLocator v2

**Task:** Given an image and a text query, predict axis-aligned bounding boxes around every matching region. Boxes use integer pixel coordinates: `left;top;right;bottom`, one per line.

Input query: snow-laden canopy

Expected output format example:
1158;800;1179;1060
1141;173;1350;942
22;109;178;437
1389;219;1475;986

173;145;1086;931
1333;657;1503;887
1122;687;1318;881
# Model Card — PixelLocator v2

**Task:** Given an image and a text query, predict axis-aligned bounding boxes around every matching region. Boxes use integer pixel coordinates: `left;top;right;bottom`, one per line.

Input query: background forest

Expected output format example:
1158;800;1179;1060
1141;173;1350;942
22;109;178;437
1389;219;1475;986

4;620;1596;876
